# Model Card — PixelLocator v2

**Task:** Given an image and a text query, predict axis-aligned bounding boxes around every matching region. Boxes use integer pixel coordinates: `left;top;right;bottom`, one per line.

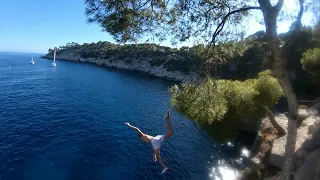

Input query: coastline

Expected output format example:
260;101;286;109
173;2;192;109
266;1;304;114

41;54;200;83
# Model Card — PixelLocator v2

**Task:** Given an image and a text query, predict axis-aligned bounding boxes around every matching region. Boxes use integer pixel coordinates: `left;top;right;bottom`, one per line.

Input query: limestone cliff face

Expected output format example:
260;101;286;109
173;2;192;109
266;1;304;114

41;50;200;82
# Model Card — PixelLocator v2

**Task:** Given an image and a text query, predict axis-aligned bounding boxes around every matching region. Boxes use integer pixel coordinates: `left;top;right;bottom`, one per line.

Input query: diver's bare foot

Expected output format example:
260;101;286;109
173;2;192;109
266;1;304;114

153;156;157;162
161;167;168;174
164;110;170;120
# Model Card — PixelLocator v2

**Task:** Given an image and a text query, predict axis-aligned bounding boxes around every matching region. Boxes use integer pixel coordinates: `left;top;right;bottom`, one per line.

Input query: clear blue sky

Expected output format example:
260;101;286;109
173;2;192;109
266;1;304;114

0;0;115;53
0;0;313;53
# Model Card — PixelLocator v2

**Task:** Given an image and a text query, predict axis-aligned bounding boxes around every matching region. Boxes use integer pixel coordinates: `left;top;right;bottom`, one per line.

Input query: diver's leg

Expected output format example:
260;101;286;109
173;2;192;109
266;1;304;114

155;148;168;174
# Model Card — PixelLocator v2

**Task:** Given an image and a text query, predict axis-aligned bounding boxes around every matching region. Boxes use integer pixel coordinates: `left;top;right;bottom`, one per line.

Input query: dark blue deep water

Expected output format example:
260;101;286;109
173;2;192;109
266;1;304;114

0;52;247;180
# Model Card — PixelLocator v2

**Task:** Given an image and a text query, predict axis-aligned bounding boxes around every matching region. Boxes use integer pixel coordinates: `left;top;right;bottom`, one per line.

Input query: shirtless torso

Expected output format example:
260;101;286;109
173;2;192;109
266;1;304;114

140;134;153;143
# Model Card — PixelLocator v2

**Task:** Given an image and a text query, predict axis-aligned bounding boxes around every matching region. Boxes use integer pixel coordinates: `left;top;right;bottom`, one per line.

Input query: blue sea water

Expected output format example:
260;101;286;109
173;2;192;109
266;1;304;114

0;52;247;180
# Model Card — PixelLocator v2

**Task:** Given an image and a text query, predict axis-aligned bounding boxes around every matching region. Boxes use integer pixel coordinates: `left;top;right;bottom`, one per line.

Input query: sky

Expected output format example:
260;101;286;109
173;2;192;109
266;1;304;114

0;0;315;53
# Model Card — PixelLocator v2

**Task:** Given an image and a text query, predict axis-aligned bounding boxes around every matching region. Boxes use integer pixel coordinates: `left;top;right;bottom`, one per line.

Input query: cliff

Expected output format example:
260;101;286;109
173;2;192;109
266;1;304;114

41;42;202;82
245;106;320;179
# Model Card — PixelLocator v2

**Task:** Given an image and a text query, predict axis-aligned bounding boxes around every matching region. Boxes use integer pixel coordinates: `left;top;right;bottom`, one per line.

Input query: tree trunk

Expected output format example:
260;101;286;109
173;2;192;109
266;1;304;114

258;1;299;179
271;49;298;180
264;106;286;137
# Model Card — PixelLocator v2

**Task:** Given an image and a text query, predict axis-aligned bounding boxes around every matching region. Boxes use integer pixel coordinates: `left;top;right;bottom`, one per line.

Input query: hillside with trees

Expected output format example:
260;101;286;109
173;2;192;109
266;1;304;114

43;24;319;98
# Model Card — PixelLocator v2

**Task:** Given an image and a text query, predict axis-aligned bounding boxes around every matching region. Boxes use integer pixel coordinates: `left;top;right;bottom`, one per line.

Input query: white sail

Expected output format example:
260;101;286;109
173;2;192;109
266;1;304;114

30;56;35;64
51;48;57;67
52;49;57;67
53;49;56;63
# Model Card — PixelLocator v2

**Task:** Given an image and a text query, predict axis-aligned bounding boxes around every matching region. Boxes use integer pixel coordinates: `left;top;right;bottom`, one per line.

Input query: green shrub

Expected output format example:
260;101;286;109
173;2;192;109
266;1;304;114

301;48;320;76
170;70;283;140
170;78;228;124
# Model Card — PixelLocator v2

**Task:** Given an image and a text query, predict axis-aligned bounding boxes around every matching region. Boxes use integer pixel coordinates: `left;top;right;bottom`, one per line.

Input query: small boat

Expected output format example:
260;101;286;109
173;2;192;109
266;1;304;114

51;49;56;67
30;56;35;64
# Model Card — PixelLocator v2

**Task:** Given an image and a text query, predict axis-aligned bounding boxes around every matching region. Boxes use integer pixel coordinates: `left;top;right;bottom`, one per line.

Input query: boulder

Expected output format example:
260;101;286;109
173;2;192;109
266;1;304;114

268;135;287;168
308;119;320;135
298;108;319;123
294;149;320;180
250;115;280;167
298;108;311;121
293;128;320;180
310;100;320;116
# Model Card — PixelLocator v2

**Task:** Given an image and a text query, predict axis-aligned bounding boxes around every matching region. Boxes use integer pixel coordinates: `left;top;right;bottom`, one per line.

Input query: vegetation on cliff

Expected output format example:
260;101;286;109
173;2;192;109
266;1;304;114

47;25;319;97
47;42;202;74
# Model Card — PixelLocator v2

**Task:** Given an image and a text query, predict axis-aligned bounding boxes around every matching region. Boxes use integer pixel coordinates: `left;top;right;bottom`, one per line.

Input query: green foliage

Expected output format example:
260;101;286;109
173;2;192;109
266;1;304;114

85;0;258;44
297;47;320;97
85;0;168;43
170;70;283;140
85;0;317;46
218;78;258;121
273;25;320;98
47;41;201;74
280;26;313;71
254;70;284;108
182;32;269;80
301;48;320;76
170;79;228;124
189;41;249;61
311;22;320;47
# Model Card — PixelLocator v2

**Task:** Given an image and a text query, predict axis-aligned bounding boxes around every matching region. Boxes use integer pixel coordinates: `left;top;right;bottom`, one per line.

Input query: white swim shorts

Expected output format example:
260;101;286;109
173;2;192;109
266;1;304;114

151;135;164;150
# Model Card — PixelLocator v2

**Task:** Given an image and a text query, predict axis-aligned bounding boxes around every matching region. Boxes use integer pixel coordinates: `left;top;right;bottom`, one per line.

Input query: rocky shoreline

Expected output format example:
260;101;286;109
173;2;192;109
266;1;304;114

242;105;320;179
41;52;200;83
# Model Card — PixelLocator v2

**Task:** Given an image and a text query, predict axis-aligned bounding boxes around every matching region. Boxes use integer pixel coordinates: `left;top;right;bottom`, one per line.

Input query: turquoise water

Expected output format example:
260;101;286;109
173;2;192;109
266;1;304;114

0;52;246;180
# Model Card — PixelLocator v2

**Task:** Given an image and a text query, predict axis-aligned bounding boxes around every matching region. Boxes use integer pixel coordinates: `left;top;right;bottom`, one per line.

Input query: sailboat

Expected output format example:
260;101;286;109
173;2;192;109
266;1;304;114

30;56;35;64
51;49;56;67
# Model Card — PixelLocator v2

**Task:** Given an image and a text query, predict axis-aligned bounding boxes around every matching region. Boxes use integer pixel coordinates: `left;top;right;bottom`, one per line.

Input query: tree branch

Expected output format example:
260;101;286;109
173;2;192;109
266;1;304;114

296;0;304;29
207;6;261;49
262;105;286;137
137;0;151;10
274;0;284;13
283;0;304;49
258;0;272;10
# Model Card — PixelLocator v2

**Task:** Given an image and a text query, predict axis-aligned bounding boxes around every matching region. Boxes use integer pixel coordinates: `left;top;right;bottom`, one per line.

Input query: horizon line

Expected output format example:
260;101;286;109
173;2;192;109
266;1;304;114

0;51;46;54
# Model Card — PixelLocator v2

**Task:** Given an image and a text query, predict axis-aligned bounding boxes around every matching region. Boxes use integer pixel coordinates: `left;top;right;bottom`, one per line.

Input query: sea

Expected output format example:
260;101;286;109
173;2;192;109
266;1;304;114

0;52;248;180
